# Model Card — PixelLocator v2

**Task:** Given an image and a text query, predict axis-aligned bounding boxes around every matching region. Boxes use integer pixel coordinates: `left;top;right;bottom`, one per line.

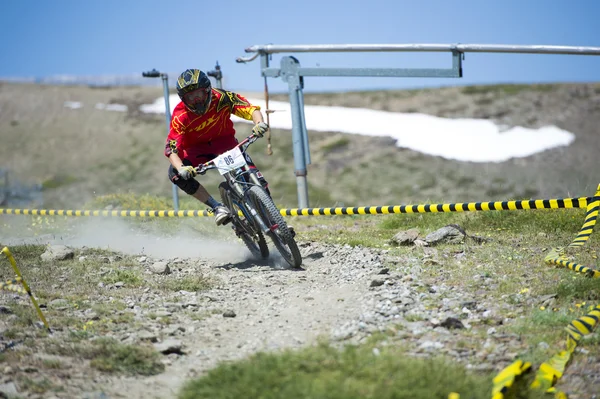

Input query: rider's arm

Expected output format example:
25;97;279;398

165;111;186;169
168;152;185;170
251;109;264;124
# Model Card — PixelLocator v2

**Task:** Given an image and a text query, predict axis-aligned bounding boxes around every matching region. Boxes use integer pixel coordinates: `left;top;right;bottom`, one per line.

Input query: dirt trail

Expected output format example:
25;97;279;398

2;219;598;399
99;242;388;398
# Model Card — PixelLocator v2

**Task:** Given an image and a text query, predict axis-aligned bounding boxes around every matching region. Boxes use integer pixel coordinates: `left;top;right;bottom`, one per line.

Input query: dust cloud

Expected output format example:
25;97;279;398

0;216;250;262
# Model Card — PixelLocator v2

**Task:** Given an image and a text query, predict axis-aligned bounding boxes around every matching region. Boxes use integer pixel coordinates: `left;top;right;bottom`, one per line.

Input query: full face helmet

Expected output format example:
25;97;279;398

176;69;212;115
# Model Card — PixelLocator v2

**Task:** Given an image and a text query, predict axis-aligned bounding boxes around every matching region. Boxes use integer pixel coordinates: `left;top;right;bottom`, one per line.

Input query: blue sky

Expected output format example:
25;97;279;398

1;0;599;92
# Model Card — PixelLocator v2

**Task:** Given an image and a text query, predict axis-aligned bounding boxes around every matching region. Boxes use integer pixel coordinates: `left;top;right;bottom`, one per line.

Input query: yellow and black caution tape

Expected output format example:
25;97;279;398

0;209;212;217
491;360;532;399
545;189;600;278
0;277;27;294
530;184;600;396
280;197;592;216
1;247;50;332
491;184;600;398
0;196;593;218
530;305;600;396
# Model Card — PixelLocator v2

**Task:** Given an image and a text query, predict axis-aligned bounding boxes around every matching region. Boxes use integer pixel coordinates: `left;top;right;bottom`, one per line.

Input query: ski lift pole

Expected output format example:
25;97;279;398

264;76;273;155
142;68;179;212
207;61;223;90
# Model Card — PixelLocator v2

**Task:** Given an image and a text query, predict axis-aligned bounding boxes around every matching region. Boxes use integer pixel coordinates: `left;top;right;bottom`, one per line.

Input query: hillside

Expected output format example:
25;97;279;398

1;81;599;399
0;81;599;210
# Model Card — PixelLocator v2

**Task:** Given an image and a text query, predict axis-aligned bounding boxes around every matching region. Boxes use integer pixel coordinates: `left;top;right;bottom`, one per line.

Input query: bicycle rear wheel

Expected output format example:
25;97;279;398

247;186;302;268
219;182;269;259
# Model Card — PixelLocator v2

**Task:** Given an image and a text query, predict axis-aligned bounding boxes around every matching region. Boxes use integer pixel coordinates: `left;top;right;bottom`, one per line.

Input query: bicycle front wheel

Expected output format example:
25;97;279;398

247;186;302;268
219;182;269;259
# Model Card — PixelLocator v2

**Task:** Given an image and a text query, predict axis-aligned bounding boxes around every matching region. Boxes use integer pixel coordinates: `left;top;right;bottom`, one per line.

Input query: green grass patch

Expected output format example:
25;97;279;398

17;376;60;394
321;136;351;153
101;268;143;286
553;271;600;301
41;174;78;190
509;308;587;365
85;193;172;210
179;342;544;399
46;337;164;376
88;338;165;375
162;275;213;292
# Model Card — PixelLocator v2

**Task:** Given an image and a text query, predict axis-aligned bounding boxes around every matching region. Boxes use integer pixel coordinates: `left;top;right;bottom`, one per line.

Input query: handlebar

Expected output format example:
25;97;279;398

194;133;260;175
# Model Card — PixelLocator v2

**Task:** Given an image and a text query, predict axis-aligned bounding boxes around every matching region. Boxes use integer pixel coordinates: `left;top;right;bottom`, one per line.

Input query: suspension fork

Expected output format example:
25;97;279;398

226;173;270;234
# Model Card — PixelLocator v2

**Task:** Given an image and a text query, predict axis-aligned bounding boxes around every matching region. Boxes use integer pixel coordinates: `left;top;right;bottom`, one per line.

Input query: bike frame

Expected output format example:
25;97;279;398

197;135;270;234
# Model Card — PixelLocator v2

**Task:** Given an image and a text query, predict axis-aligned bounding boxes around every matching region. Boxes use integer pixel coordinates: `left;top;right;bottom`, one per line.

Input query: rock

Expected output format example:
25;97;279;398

0;306;12;314
414;239;429;247
538;294;557;306
182;299;199;308
154;339;184;355
440;317;465;330
419;341;444;351
138;331;158;342
389;228;420;246
48;298;69;310
84;310;99;320
223;310;236;318
425;225;466;245
154;310;172;318
82;391;110;399
151;262;171;275
370;279;385;287
40;245;74;261
461;301;477;310
0;382;18;396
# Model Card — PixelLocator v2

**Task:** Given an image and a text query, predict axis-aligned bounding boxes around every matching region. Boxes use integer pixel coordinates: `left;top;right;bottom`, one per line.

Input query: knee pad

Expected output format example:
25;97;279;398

168;165;199;195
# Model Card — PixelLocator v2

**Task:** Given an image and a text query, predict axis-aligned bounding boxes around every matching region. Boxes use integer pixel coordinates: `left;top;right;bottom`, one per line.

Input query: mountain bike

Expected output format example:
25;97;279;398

196;133;302;268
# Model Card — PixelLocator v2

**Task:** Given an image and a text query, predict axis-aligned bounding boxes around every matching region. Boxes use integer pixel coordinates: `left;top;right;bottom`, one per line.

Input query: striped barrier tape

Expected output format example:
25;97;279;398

1;247;50;332
1;188;598;398
491;360;532;399
530;305;600;397
0;196;594;218
544;192;600;278
0;277;27;294
491;184;600;398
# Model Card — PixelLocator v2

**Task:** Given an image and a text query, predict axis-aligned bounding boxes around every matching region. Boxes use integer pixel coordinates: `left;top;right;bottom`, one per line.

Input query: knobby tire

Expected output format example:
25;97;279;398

219;182;269;259
247;186;302;268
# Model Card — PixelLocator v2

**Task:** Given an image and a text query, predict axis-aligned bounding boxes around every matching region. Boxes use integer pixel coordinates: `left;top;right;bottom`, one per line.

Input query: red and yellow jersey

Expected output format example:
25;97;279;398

164;88;259;166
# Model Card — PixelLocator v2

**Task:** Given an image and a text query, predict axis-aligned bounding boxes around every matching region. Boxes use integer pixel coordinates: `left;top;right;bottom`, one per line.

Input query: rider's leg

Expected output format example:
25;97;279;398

168;161;231;225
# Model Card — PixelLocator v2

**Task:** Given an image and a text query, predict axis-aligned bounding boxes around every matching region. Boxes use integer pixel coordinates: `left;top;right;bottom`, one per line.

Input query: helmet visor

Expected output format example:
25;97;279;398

183;87;211;114
183;87;210;106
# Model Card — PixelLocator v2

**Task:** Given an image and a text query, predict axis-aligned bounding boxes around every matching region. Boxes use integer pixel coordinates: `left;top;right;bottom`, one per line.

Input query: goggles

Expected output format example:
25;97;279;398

183;87;210;105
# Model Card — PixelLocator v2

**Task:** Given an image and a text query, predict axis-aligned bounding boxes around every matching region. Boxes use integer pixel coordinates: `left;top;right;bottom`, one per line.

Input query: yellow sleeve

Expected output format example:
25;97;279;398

231;92;260;120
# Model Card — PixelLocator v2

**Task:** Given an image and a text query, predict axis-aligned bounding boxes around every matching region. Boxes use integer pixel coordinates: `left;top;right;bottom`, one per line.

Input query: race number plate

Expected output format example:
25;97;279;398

215;147;247;175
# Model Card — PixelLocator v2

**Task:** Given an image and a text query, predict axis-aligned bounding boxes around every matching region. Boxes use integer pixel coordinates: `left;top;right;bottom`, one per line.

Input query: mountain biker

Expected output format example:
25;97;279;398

165;68;270;226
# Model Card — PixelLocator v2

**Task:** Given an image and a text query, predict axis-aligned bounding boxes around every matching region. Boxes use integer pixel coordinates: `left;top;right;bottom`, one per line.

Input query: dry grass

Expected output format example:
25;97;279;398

1;82;600;211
